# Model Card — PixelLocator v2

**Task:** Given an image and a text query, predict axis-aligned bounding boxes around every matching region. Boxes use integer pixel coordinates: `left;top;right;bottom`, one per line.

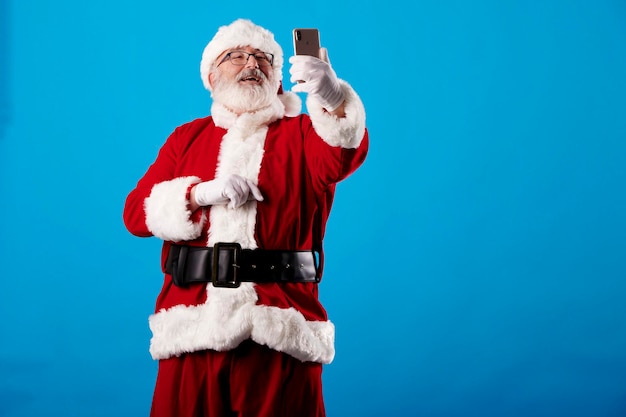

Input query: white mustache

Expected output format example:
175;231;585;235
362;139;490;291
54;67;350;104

236;69;266;82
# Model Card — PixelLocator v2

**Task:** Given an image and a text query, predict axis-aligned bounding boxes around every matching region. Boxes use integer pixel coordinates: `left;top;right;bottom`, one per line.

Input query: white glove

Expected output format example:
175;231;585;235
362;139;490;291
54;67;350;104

289;47;345;111
193;175;264;209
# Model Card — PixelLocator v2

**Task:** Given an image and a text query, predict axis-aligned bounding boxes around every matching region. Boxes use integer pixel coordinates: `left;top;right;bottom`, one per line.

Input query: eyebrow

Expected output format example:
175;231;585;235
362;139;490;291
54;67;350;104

227;48;264;53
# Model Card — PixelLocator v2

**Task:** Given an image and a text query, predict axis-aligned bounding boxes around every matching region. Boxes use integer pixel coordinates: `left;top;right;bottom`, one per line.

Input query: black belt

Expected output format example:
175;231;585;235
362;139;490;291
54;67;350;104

165;243;321;288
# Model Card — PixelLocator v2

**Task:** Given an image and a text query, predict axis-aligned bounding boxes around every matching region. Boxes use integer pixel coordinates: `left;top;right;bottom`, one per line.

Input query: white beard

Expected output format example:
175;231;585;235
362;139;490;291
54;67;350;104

211;69;278;114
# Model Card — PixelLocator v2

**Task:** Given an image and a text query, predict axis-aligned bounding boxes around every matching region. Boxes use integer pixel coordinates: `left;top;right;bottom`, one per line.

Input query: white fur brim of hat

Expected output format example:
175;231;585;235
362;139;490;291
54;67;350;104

200;19;283;92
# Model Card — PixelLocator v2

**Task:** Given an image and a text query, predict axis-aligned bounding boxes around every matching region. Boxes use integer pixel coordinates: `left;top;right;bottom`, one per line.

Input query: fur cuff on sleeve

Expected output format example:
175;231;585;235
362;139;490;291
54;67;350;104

306;80;366;149
144;176;206;242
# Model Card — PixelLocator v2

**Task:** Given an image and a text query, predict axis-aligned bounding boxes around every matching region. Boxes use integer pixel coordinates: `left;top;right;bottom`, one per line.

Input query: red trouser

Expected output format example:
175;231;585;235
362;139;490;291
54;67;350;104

150;340;326;417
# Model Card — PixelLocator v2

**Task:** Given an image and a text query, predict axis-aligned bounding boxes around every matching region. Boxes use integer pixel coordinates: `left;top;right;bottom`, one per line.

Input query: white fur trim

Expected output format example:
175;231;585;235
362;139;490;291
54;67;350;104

144;176;205;241
200;19;283;92
149;283;336;364
208;114;268;249
306;80;366;149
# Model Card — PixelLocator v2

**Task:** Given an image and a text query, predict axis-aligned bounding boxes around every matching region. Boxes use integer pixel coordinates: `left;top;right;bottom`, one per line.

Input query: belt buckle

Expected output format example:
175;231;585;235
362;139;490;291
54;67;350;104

212;242;242;288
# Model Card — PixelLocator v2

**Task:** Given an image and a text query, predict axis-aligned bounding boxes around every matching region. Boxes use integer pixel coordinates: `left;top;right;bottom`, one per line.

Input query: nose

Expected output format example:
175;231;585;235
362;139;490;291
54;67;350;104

245;54;259;69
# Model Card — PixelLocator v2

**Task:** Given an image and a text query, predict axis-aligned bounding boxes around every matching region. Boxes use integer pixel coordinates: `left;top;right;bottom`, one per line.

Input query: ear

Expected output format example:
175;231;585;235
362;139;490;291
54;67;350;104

208;72;215;90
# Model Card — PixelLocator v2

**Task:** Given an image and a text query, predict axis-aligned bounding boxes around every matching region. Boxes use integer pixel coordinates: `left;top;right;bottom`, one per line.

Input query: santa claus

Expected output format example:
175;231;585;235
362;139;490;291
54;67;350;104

124;18;368;417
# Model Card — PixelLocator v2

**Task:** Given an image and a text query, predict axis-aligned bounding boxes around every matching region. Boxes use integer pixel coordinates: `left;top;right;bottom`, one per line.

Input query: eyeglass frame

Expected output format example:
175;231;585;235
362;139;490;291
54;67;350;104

217;50;275;67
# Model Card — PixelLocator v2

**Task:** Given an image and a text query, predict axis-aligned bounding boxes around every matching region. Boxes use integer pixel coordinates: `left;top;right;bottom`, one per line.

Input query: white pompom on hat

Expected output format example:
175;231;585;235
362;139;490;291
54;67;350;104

199;18;300;116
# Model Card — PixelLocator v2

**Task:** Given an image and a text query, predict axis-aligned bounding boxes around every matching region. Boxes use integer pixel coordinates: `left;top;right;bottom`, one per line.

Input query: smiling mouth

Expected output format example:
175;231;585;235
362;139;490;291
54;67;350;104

240;75;260;83
238;69;264;84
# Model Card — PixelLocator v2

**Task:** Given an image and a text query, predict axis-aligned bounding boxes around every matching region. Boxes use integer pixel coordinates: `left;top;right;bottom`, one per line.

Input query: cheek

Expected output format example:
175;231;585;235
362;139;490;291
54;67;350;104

262;68;275;81
223;67;242;80
211;68;238;86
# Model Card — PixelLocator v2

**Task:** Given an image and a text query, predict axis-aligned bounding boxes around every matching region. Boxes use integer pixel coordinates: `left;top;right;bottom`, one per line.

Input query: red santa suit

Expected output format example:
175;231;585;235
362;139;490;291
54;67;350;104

123;18;368;417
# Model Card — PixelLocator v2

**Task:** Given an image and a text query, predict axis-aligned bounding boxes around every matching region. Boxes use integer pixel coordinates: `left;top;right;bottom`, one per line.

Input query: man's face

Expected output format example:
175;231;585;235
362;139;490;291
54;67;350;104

209;46;274;89
208;46;278;113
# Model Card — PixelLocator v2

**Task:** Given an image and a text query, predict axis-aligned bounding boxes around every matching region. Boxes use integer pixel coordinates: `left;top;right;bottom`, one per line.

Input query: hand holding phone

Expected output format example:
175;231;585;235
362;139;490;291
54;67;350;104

289;30;345;111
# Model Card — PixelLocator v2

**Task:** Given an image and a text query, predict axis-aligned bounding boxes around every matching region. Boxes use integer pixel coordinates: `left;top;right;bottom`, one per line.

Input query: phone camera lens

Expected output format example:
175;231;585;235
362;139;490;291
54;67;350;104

296;30;302;41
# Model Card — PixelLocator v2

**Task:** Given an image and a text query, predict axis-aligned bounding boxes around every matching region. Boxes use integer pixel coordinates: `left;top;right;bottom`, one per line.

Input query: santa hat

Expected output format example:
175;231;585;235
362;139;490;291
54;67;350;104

199;18;300;116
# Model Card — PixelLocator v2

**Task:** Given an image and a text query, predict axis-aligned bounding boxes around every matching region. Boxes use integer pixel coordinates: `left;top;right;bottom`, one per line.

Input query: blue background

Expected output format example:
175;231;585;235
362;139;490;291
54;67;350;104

1;1;625;416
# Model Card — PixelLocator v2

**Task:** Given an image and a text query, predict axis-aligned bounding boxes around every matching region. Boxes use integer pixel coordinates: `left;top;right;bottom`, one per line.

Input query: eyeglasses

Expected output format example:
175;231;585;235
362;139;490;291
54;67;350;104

217;51;274;67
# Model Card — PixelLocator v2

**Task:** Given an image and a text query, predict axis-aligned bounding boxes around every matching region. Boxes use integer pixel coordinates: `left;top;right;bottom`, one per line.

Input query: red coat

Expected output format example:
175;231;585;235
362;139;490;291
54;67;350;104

124;84;368;364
